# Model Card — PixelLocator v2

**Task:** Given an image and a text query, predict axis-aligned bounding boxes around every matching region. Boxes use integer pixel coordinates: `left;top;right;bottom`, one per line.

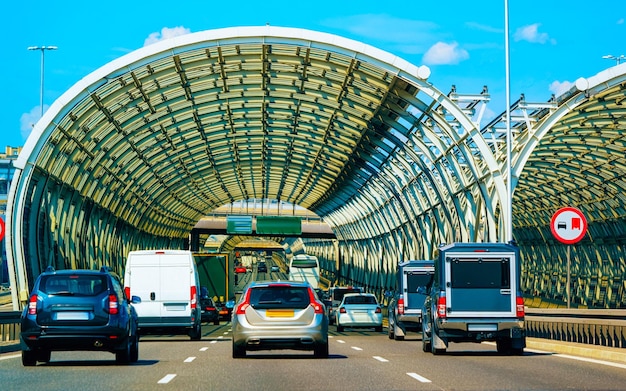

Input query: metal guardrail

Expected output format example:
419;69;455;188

0;311;21;343
525;308;626;348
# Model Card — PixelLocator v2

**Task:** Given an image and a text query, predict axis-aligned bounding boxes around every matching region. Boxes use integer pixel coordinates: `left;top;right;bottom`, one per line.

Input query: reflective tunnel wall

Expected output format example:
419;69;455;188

19;168;186;291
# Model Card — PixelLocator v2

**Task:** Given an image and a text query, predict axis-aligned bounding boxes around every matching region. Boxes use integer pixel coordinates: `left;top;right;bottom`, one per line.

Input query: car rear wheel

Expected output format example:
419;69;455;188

388;324;394;339
336;324;344;332
314;342;329;358
232;343;246;358
190;322;202;341
116;340;132;364
375;326;383;333
22;350;37;366
213;319;220;325
38;349;51;363
130;334;139;363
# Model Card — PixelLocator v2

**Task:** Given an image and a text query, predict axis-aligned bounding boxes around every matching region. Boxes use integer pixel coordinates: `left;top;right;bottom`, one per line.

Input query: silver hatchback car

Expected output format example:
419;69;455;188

231;281;329;358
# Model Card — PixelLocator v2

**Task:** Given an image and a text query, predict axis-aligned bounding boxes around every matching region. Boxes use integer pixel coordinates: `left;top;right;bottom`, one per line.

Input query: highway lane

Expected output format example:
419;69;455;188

2;323;626;390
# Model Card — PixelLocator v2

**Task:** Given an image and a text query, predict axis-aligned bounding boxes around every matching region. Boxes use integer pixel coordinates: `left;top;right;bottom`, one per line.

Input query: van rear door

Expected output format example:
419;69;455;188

444;251;516;318
403;267;434;313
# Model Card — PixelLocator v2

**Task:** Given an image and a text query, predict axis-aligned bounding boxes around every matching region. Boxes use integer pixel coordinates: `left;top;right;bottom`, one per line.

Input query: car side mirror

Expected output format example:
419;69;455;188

131;295;142;304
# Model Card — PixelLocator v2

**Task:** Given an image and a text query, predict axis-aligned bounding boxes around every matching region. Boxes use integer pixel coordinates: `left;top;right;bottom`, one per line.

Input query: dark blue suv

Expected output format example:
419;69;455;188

20;266;141;366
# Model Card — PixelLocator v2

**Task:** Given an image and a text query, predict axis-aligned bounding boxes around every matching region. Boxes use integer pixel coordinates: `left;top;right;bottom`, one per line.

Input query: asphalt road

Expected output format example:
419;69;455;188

2;322;626;391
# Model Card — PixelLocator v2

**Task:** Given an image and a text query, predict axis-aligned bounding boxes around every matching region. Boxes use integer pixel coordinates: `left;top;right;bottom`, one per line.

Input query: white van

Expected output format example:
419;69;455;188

123;250;202;340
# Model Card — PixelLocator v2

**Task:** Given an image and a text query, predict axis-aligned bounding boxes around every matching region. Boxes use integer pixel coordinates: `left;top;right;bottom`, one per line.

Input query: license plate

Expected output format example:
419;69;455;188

266;309;294;318
55;311;90;321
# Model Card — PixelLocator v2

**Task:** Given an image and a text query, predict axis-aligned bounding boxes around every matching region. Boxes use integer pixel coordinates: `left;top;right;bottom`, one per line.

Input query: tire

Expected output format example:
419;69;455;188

130;334;139;363
496;338;511;354
213;318;220;325
336;324;344;332
22;350;37;366
116;340;132;364
388;325;394;339
232;343;246;358
375;326;383;333
422;329;431;352
190;322;202;341
314;342;329;358
431;328;445;355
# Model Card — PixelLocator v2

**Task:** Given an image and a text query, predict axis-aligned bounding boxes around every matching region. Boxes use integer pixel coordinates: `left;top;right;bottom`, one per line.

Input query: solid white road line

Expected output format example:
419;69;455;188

157;374;177;384
407;372;432;383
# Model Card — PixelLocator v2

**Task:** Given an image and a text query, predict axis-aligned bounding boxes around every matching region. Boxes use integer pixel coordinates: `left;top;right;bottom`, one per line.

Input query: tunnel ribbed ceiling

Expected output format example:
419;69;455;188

18;27;433;237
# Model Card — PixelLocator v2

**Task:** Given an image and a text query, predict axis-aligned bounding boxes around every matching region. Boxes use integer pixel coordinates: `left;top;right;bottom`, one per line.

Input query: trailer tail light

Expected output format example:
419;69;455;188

107;294;119;315
437;295;447;319
516;295;525;318
190;286;197;310
397;296;405;315
28;294;38;315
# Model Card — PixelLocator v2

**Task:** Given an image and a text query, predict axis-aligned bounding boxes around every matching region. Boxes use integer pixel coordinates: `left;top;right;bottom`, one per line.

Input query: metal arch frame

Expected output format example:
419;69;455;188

6;26;509;309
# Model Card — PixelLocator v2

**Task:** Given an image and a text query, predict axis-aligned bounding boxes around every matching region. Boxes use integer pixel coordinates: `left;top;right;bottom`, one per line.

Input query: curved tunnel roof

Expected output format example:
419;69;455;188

13;26;504;240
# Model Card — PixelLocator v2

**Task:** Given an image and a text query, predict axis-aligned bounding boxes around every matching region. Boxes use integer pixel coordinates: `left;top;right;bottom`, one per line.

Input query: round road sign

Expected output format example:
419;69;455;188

550;207;587;244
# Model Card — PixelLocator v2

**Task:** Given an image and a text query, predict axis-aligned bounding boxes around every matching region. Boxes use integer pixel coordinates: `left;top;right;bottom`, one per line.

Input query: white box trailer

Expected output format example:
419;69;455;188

422;242;525;355
123;250;202;340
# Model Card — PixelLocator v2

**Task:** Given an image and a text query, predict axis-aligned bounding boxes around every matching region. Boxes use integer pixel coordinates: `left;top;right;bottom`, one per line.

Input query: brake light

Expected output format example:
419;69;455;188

124;287;130;299
236;289;252;315
307;288;324;314
190;286;197;309
28;294;38;315
375;307;381;313
397;296;405;315
108;294;119;315
516;295;525;318
437;295;446;319
339;307;346;313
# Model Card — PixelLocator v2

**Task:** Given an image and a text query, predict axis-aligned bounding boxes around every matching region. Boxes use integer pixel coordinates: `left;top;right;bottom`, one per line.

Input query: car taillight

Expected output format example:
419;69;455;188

307;288;325;314
437;295;447;319
28;294;38;315
236;289;252;315
375;307;381;313
190;286;197;309
108;294;119;315
339;307;346;313
124;286;131;299
516;295;525;318
397;296;405;315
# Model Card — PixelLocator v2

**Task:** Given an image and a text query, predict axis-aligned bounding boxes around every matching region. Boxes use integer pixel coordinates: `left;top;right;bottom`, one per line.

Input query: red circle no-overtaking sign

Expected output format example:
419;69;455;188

550;207;587;244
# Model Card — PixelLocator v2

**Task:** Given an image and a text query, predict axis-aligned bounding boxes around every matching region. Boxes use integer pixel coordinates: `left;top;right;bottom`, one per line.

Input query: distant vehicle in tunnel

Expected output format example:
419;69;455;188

387;260;434;341
257;261;268;273
288;254;320;289
20;266;140;366
123;250;202;340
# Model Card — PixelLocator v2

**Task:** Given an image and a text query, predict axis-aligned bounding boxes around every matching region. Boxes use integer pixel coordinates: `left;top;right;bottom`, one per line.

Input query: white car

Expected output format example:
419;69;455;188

336;293;383;332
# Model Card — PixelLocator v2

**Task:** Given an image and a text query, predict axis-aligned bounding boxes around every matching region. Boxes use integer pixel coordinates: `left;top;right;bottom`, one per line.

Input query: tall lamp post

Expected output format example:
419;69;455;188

602;54;626;65
27;45;57;118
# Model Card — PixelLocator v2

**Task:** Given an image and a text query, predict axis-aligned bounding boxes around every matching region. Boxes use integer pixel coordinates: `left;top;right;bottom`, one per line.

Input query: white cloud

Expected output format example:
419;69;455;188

144;26;191;46
513;23;555;44
549;80;574;97
20;106;44;141
422;42;469;65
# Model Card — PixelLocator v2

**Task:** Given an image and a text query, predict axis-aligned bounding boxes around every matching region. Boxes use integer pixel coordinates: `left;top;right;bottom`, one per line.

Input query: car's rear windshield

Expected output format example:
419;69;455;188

332;288;361;301
344;295;377;305
40;274;107;296
406;272;434;292
249;286;310;309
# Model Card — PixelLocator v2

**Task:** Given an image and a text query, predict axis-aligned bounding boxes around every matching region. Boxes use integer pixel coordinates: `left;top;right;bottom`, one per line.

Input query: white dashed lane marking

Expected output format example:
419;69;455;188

199;347;209;351
373;356;389;362
157;374;177;384
184;356;196;363
407;372;432;383
351;346;363;351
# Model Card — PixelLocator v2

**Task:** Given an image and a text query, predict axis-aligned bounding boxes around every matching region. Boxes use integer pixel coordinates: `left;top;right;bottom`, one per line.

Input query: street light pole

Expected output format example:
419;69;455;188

602;54;626;65
27;45;57;118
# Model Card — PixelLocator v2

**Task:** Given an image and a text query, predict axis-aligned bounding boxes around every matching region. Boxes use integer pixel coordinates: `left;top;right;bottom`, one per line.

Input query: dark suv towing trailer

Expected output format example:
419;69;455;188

20;266;141;366
422;242;526;355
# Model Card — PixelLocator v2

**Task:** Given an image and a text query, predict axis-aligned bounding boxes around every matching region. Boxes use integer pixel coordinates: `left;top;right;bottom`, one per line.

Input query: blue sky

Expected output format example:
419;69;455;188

2;0;624;148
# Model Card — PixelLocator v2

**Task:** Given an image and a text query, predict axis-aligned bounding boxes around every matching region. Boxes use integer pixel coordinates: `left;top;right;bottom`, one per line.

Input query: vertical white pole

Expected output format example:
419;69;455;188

504;0;513;242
